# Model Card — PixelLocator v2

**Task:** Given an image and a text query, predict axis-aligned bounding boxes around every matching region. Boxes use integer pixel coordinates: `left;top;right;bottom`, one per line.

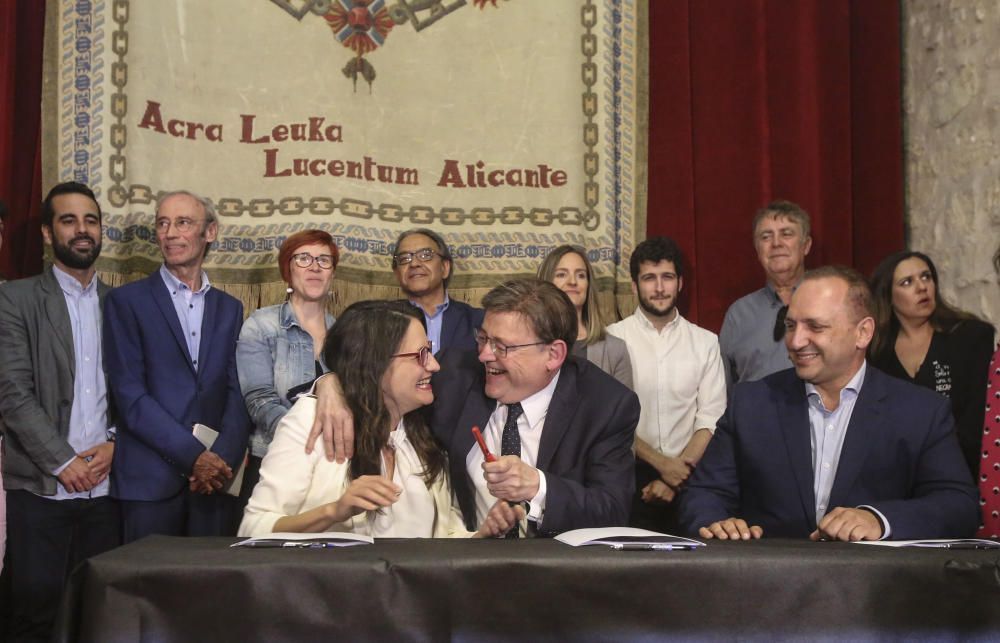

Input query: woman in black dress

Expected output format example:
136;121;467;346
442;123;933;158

870;251;995;480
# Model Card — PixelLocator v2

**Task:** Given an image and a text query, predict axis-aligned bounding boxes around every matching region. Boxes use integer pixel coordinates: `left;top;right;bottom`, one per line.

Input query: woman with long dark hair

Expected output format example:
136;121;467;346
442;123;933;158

869;251;995;479
537;244;632;388
240;300;516;537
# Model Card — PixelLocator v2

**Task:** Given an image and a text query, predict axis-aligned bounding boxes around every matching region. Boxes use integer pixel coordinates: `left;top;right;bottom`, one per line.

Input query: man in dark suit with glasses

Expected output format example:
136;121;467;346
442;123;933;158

391;228;483;354
308;279;640;537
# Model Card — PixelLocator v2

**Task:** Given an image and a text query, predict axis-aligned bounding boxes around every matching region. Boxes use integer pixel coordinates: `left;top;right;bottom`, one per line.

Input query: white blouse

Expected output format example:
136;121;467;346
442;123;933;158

239;397;471;538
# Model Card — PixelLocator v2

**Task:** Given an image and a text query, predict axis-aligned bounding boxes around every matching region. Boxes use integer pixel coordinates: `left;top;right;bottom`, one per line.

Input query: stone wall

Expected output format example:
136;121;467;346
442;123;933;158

904;0;1000;330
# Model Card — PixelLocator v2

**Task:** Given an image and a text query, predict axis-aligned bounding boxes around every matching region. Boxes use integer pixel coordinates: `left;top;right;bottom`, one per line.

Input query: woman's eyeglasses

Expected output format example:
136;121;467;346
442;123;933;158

391;343;433;367
291;253;335;270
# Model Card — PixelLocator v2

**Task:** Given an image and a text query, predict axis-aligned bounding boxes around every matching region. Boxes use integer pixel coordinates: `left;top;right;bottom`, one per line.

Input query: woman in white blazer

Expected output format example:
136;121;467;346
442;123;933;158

240;300;516;538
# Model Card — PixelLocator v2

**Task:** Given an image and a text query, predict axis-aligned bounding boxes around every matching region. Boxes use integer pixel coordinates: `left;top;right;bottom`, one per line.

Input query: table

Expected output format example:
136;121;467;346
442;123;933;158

55;536;1000;642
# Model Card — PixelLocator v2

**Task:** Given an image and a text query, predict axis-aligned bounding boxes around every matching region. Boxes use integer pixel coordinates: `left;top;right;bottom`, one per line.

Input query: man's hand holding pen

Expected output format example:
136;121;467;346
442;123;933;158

482;455;539;503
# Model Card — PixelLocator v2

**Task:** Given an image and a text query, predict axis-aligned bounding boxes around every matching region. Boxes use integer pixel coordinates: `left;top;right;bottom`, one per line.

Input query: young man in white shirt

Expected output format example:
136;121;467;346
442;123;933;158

608;237;726;532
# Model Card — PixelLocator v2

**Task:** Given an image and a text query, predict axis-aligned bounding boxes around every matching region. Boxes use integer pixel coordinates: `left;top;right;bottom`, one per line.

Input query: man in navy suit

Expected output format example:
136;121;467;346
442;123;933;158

680;266;978;541
104;190;249;541
310;279;639;536
392;228;483;353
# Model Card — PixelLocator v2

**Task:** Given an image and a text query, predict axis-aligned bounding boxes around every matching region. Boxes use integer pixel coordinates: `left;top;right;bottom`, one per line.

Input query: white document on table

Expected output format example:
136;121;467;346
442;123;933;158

231;532;374;548
854;538;1000;549
555;527;705;550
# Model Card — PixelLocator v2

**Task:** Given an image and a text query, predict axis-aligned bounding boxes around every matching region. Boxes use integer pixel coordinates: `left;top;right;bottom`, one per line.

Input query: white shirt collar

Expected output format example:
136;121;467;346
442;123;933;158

633;306;682;333
510;369;561;429
805;361;867;410
52;264;97;295
159;264;211;294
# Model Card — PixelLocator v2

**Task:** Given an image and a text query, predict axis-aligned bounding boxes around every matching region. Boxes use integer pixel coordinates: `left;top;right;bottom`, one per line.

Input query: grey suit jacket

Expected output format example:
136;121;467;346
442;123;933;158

586;334;633;389
0;267;112;494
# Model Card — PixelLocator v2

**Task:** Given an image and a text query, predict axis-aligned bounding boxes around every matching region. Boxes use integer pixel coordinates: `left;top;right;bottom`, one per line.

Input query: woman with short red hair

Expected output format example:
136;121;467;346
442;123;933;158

236;229;339;504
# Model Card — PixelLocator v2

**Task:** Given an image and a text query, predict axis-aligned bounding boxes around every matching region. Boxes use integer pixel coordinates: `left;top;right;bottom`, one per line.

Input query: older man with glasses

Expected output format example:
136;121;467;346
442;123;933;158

391;228;483;353
104;190;250;542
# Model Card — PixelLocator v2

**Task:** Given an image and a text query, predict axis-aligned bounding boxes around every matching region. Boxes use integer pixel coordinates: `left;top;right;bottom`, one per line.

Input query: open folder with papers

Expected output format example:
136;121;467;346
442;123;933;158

555;527;706;550
854;538;1000;549
231;532;374;549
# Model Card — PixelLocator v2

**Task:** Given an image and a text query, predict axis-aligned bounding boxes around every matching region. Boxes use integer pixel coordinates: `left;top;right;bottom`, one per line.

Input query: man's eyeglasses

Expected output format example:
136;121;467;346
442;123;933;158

291;253;336;270
473;329;547;358
154;217;204;234
394;248;442;266
391;343;433;367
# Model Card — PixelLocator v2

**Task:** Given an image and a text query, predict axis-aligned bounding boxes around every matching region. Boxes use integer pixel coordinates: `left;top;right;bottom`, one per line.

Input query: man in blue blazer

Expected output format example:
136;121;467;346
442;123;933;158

104;190;249;541
392;228;484;353
680;266;978;541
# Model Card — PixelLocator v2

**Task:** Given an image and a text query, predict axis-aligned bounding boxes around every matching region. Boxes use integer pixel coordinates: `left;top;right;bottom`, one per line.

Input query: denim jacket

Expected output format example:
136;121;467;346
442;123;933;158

236;302;335;458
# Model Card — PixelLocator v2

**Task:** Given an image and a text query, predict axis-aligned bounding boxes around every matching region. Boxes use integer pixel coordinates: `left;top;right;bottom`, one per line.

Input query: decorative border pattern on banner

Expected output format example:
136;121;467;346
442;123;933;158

100;0;606;231
58;0;107;188
46;0;644;302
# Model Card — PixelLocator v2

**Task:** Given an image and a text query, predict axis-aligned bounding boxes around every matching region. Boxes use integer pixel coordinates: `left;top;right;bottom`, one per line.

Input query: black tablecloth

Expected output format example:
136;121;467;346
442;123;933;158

55;536;1000;642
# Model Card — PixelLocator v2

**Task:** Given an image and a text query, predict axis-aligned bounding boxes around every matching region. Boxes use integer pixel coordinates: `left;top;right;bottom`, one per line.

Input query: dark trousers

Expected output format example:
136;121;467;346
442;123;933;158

5;490;120;642
121;487;238;543
629;459;681;534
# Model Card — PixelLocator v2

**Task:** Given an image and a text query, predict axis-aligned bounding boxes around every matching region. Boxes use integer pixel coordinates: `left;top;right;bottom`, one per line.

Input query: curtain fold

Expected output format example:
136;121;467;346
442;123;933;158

1;0;903;326
0;0;45;280
647;0;904;331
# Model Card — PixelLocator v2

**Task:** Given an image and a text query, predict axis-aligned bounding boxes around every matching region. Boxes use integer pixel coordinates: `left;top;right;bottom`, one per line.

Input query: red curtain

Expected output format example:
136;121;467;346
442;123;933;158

648;0;904;331
0;0;45;280
0;2;903;323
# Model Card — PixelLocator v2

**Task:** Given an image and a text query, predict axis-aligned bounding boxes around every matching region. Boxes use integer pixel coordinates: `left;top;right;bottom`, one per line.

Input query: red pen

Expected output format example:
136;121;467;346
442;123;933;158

471;426;496;462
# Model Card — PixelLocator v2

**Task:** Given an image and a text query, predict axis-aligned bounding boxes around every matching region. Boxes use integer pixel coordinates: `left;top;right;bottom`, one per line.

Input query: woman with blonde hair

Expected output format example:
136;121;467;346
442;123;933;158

537;245;632;388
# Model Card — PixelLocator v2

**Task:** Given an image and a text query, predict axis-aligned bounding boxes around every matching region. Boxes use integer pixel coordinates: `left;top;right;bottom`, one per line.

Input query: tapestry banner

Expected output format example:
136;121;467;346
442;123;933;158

43;0;647;314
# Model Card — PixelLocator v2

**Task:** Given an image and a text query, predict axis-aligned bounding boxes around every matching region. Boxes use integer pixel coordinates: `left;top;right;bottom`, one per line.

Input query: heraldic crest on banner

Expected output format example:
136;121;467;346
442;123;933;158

45;0;646;318
271;0;510;91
